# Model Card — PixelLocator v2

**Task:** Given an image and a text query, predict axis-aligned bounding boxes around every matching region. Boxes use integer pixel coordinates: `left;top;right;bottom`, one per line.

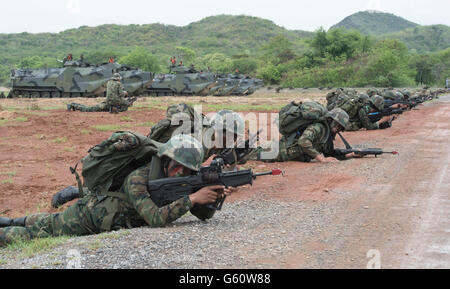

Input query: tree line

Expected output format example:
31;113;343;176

1;28;448;88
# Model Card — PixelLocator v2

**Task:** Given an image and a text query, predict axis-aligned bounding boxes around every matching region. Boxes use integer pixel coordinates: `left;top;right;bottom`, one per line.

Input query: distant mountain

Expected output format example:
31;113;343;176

330;11;419;35
380;24;450;53
0;15;313;66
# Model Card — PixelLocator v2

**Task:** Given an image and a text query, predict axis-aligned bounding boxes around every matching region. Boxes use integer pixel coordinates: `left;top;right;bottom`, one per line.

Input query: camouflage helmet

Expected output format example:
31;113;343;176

366;88;379;97
112;73;122;80
358;93;370;103
210;110;244;136
394;91;404;99
327;108;350;130
157;134;204;171
369;95;384;111
401;89;411;98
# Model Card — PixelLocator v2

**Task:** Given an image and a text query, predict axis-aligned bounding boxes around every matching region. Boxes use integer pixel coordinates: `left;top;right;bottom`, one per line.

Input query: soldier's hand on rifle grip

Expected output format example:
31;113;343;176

189;185;226;205
316;154;339;163
345;152;363;159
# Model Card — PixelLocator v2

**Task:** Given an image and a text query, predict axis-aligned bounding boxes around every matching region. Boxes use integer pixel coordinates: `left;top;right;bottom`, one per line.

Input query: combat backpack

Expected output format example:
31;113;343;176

333;94;368;120
278;101;328;136
148;103;209;143
72;131;161;195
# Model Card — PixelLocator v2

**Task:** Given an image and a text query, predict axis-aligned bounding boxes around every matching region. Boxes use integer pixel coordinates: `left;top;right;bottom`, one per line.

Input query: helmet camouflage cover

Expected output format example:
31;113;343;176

366;88;379;97
112;73;122;80
327;108;350;130
210;110;244;136
369;95;385;111
157;134;204;171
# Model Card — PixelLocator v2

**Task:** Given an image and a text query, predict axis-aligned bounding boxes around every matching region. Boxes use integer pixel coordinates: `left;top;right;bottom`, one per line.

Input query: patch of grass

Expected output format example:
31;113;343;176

88;240;104;251
1;177;13;184
0;258;7;265
14;116;28;122
53;137;68;144
91;124;133;131
35;201;48;213
138;121;155;127
97;230;130;240
0;117;29;126
81;129;93;135
19;110;50;117
0;171;16;176
5;236;70;258
120;116;133;122
63;146;75;152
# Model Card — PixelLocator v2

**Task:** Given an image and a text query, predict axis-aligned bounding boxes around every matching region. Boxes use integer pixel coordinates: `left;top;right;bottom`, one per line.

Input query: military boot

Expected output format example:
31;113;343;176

67;103;77;111
51;186;81;208
0;216;26;228
110;106;119;114
0;217;12;227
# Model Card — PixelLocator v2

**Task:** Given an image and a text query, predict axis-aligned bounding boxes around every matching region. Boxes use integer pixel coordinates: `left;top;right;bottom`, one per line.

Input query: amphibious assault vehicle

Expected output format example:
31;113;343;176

8;61;153;98
147;66;217;96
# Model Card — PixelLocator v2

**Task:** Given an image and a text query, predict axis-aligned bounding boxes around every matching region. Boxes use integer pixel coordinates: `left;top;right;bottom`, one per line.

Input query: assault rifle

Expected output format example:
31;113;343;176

127;96;138;106
214;129;262;166
148;158;283;211
334;132;398;158
368;108;404;122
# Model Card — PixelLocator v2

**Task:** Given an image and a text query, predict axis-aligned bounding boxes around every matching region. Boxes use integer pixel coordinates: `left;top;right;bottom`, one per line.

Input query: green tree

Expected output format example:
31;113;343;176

83;51;122;64
362;40;414;87
261;35;296;65
196;53;233;73
0;64;10;85
175;46;196;65
231;54;258;75
119;47;161;72
19;56;43;68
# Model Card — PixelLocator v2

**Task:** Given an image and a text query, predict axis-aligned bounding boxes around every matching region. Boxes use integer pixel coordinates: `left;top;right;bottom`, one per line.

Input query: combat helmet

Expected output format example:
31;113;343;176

394;91;404;99
327;108;350;130
157;134;205;171
369;95;385;111
112;73;122;81
210;110;244;137
358;93;370;103
366;88;379;97
401;89;411;99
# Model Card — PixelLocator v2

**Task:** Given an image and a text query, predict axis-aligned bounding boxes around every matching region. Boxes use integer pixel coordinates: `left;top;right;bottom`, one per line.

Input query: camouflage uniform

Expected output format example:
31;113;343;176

0;134;204;247
69;102;109;112
67;74;130;112
106;76;129;108
346;105;379;131
254;108;350;163
346;96;384;131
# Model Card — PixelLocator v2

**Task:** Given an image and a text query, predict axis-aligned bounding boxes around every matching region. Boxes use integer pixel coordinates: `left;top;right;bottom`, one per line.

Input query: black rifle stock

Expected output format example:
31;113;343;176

148;159;282;211
214;129;262;166
336;132;398;158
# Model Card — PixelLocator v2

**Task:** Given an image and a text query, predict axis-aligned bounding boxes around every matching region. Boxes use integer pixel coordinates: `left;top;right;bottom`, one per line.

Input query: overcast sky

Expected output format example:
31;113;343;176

1;0;448;34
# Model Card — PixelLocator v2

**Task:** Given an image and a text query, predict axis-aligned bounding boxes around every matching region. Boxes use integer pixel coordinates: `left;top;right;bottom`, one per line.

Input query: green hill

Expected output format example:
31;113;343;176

330;10;419;35
0;15;313;67
380;25;450;53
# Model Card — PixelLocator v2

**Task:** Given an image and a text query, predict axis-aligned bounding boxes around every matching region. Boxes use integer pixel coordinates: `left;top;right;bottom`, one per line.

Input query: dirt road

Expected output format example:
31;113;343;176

0;94;448;268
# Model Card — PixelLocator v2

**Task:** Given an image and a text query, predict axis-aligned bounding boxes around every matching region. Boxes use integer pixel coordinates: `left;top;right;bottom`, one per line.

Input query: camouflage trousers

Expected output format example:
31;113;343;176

346;121;363;132
106;97;130;108
0;195;134;247
249;140;310;163
73;102;109;112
